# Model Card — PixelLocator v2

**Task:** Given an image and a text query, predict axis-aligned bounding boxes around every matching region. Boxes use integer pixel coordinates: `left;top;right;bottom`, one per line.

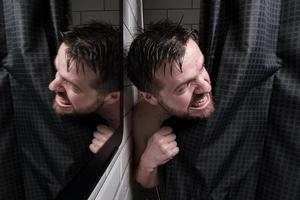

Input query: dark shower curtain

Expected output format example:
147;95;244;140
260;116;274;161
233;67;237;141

163;0;300;199
0;1;99;199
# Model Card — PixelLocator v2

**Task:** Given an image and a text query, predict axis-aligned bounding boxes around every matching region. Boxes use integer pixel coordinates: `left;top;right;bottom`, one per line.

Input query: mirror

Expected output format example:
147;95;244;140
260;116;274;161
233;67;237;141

53;0;123;199
0;0;122;199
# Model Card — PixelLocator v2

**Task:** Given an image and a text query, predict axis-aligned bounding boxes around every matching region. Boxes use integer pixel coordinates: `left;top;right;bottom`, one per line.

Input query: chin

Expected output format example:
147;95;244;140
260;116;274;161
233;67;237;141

189;103;215;119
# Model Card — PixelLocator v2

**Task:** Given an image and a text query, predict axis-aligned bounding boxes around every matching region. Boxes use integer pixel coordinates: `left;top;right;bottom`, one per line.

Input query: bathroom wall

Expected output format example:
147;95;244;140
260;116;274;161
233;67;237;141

143;0;200;30
71;0;119;26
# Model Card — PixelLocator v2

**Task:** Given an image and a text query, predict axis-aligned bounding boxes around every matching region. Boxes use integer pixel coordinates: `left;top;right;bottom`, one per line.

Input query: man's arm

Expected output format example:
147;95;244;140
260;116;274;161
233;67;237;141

133;100;179;188
135;127;179;188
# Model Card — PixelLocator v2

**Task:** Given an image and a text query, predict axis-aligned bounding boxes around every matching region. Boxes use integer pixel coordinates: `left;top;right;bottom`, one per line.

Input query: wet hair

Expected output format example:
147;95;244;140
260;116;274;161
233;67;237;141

126;19;198;94
60;21;121;92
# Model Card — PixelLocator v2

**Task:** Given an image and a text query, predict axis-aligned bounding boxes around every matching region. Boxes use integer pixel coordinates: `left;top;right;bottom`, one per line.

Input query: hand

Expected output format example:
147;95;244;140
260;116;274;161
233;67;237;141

89;124;114;153
140;126;179;171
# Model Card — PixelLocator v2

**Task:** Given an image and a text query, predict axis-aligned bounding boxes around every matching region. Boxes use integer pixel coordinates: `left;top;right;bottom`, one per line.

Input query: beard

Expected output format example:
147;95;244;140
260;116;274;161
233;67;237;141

52;97;104;117
157;93;215;120
52;101;77;116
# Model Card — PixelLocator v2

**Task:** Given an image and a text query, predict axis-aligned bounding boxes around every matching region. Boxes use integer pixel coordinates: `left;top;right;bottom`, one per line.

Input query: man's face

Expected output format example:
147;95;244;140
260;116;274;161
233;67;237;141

154;39;214;119
49;43;104;116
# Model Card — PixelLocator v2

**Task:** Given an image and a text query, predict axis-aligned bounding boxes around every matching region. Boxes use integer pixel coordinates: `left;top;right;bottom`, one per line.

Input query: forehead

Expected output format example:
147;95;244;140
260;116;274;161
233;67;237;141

55;43;100;86
154;39;204;87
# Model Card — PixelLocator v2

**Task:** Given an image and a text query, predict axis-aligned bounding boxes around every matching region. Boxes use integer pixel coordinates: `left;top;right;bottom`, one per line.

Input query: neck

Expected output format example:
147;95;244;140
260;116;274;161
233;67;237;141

96;100;120;130
156;103;172;123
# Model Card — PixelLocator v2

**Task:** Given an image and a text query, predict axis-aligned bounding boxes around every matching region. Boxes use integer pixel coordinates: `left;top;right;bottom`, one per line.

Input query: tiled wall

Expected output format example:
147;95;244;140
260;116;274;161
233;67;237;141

143;0;200;31
71;0;119;26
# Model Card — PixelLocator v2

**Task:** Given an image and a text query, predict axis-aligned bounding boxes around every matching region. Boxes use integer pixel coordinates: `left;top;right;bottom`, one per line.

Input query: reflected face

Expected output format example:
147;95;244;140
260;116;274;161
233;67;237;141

49;43;104;116
155;39;214;119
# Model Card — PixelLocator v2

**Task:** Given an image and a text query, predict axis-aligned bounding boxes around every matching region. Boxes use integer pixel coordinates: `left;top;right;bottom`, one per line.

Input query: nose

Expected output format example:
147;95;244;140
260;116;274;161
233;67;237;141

193;75;211;94
49;76;64;92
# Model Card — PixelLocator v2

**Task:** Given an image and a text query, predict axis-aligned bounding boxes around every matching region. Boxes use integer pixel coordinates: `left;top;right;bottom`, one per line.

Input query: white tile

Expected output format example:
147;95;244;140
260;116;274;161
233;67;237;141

143;10;167;24
167;9;200;24
81;11;119;26
193;0;200;8
71;0;104;11
144;0;192;9
72;12;81;25
105;0;119;10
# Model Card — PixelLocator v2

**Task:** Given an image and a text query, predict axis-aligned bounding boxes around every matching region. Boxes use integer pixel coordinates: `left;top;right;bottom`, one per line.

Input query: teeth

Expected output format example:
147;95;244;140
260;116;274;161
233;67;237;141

191;95;207;107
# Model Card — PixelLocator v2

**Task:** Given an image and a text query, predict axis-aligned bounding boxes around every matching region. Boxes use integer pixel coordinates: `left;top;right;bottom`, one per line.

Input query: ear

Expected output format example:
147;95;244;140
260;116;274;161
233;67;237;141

140;91;158;106
103;91;120;105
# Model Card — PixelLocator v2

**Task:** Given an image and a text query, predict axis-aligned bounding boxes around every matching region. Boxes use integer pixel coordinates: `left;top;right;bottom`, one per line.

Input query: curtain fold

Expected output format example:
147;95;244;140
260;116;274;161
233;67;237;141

163;0;300;199
0;1;100;199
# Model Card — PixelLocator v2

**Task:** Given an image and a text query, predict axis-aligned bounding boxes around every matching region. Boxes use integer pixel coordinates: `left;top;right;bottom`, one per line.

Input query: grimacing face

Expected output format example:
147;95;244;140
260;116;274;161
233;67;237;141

48;43;105;116
154;39;214;119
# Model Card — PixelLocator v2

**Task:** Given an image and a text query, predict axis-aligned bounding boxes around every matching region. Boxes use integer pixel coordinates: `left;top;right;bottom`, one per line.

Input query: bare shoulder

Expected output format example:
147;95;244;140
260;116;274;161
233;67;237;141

133;100;162;139
132;99;163;161
134;100;161;120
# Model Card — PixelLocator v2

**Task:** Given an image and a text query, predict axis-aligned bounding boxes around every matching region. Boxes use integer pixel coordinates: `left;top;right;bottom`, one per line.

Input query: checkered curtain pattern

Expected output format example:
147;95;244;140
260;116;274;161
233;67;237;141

162;0;300;199
0;1;100;199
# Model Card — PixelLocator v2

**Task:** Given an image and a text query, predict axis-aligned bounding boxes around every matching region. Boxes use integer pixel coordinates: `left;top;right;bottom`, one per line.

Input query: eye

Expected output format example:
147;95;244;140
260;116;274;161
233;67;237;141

62;79;70;85
71;86;81;93
177;82;190;94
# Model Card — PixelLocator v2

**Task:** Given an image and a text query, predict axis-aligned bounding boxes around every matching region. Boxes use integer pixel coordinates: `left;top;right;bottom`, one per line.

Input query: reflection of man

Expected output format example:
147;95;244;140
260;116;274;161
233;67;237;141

49;22;121;153
126;20;215;188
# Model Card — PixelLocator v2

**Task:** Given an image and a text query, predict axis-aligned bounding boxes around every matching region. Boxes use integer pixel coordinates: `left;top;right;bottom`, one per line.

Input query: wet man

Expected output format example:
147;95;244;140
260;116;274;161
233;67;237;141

126;20;214;188
49;22;121;153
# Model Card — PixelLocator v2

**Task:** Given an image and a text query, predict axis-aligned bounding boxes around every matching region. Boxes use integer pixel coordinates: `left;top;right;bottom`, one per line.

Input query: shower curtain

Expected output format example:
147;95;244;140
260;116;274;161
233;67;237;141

0;1;100;199
162;0;300;199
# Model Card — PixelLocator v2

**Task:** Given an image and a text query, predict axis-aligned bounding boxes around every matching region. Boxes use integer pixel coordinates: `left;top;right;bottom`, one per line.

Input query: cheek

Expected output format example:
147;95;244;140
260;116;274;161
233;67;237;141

170;92;193;107
179;95;192;106
67;94;83;105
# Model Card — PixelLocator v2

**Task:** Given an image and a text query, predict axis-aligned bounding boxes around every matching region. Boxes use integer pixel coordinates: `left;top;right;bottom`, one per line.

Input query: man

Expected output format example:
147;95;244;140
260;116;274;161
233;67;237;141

126;20;215;188
48;21;121;153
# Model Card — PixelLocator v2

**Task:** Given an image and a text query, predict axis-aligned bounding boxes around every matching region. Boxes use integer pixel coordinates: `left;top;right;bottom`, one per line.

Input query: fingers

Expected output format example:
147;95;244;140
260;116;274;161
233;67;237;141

89;143;99;154
96;124;114;133
166;140;177;150
163;141;179;158
89;124;114;154
143;126;179;166
163;133;176;143
159;146;179;164
170;146;179;157
157;126;173;136
93;130;113;140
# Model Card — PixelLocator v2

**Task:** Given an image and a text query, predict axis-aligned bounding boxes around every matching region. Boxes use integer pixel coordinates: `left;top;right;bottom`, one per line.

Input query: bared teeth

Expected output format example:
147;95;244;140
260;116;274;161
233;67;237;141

191;95;207;107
